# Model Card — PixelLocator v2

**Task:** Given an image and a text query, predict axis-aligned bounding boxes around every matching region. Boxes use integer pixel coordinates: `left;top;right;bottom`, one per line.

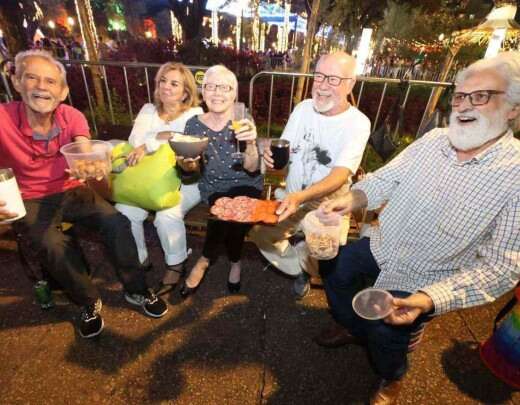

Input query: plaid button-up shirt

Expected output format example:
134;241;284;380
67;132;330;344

353;128;520;315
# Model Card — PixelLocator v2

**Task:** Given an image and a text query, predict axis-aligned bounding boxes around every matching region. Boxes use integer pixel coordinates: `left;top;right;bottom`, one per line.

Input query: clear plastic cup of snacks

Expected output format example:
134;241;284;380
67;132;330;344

302;210;342;260
60;140;112;180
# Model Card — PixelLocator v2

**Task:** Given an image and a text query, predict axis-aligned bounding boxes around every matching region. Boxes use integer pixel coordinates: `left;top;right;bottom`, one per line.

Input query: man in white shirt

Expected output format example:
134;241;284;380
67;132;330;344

316;52;520;405
249;51;371;298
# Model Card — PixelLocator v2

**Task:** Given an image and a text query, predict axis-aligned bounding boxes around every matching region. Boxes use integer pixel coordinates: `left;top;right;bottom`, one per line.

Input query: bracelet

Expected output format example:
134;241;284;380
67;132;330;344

245;142;258;150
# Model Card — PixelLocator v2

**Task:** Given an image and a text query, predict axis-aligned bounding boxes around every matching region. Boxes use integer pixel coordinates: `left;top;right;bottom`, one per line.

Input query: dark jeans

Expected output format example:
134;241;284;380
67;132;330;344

13;186;148;306
320;238;431;381
203;186;262;263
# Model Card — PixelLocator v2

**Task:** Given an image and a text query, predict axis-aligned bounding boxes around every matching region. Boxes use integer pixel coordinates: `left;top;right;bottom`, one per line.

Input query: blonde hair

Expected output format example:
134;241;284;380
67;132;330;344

153;62;200;114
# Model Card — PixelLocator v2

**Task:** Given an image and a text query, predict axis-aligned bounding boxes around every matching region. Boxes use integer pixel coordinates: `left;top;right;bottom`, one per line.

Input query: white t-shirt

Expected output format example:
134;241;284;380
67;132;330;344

128;103;204;152
281;99;371;193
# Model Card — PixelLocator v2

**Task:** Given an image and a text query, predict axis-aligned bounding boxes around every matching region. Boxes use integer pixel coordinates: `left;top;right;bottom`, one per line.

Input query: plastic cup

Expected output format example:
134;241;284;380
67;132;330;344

352;288;394;320
301;210;342;260
0;168;26;224
60;140;112;179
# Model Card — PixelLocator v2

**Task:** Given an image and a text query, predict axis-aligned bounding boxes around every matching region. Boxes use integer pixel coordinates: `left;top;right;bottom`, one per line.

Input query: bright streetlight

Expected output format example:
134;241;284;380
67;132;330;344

145;31;152;39
67;17;75;26
438;33;445;41
113;21;122;41
48;20;56;38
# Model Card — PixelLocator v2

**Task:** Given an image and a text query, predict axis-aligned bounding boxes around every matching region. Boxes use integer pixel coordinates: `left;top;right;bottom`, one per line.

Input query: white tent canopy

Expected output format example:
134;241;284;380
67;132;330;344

477;4;520;30
206;0;307;33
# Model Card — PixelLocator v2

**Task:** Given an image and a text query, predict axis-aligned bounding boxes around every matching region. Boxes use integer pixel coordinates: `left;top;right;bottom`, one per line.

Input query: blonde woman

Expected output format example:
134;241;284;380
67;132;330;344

116;62;203;296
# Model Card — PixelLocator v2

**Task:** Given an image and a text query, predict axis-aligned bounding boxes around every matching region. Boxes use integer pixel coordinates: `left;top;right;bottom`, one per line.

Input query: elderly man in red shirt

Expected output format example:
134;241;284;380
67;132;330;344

0;50;167;338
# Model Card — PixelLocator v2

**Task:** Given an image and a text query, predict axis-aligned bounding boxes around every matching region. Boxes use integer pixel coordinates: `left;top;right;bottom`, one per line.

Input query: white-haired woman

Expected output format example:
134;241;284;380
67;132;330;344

116;62;203;296
179;65;263;297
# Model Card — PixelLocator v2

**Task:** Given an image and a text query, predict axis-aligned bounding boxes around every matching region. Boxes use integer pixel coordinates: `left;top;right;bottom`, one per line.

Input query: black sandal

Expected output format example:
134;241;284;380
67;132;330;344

155;264;185;296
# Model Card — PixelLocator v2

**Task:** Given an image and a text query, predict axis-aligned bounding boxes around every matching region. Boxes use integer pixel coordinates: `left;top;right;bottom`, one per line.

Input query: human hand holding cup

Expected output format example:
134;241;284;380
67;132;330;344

176;155;201;172
0;168;26;223
262;146;274;169
269;139;290;170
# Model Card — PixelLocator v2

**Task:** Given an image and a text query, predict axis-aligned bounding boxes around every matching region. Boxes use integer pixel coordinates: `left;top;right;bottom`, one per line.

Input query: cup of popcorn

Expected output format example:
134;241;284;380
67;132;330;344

60;140;112;180
302;210;342;260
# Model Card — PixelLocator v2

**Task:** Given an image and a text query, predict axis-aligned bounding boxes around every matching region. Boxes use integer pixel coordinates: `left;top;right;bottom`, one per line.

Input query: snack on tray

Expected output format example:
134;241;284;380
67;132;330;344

210;196;279;224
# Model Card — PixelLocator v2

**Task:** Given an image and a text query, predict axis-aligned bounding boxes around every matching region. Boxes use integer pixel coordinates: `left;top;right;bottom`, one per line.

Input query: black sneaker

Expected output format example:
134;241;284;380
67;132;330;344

124;290;168;318
79;299;104;338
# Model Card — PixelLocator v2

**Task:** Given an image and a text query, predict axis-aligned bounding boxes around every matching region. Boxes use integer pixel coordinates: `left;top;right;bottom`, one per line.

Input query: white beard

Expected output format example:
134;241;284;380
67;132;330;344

313;98;334;113
312;90;335;113
447;107;509;151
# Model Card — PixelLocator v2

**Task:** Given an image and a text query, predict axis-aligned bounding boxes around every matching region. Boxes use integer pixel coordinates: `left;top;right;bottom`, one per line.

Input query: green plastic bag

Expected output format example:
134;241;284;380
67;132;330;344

111;143;181;211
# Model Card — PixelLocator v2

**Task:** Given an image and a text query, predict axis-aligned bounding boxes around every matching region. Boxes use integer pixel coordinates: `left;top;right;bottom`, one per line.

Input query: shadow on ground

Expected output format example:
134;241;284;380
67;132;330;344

1;224;519;404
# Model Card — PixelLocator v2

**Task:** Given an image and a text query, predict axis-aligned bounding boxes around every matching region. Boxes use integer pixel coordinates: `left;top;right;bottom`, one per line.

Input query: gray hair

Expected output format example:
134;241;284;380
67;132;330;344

455;51;520;130
202;65;238;98
14;49;68;87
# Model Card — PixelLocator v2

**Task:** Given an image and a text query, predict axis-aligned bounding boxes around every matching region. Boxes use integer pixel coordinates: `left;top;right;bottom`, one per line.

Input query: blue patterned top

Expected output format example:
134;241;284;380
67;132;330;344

184;115;263;204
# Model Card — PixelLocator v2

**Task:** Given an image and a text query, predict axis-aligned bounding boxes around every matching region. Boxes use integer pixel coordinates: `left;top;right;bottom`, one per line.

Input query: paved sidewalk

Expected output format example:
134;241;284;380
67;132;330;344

0;224;518;405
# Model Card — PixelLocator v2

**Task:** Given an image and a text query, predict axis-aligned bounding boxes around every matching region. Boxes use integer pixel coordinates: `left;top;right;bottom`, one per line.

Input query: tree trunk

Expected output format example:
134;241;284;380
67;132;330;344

421;42;460;125
252;0;260;51
294;0;320;105
168;0;208;43
76;0;105;111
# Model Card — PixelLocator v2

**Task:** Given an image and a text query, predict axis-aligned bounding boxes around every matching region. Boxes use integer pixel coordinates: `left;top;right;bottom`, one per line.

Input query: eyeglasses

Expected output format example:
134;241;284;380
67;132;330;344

313;72;352;87
450;90;505;107
203;83;234;93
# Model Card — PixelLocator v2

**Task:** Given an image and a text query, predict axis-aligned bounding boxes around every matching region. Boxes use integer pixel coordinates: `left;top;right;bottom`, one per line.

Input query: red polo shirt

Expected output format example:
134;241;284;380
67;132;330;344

0;101;90;200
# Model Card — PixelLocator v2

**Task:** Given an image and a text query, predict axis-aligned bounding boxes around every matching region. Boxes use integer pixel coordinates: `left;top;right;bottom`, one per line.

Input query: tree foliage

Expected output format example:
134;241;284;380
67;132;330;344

143;0;208;42
316;0;493;51
378;0;493;46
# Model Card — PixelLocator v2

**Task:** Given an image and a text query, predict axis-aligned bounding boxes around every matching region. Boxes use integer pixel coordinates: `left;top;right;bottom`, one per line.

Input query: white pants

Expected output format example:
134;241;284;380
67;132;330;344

115;183;201;266
248;185;350;277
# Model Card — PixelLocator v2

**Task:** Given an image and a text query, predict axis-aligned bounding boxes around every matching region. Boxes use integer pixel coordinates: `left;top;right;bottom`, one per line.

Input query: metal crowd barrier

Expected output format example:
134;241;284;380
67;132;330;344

248;71;454;138
0;59;208;136
0;59;453;138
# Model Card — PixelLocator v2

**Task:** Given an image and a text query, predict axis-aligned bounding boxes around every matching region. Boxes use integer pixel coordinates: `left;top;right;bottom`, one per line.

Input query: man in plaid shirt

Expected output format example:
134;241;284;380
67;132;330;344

315;51;520;405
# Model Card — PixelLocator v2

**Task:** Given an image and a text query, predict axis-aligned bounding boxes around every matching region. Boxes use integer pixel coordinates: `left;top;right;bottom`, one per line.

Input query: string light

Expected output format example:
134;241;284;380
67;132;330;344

33;1;43;20
170;10;183;42
74;0;99;60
